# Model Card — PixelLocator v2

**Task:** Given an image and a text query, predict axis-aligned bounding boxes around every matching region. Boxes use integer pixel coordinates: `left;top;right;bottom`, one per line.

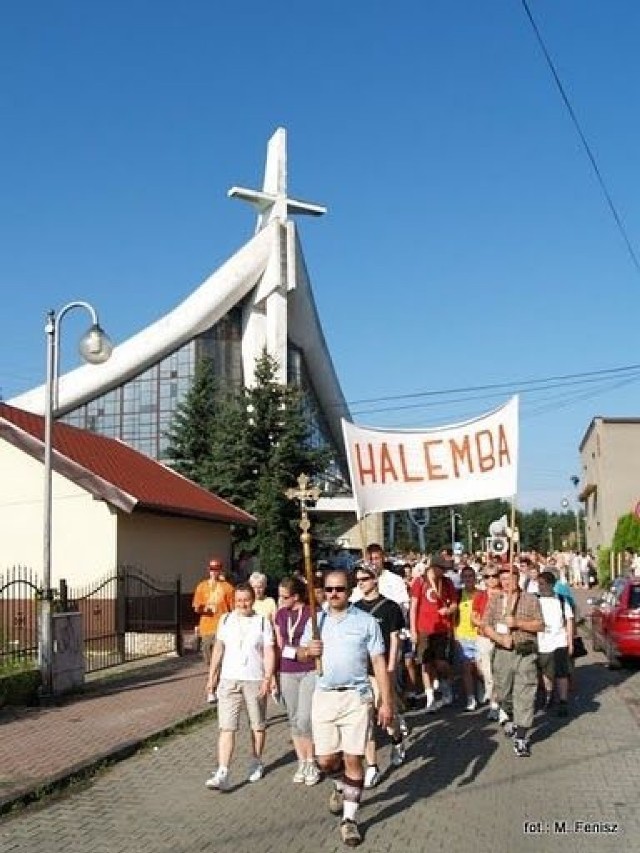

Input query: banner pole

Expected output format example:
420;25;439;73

509;496;517;564
359;517;368;562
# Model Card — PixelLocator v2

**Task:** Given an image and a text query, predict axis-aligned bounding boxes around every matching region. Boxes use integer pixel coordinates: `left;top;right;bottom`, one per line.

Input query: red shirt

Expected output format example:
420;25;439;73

411;575;457;635
472;589;489;619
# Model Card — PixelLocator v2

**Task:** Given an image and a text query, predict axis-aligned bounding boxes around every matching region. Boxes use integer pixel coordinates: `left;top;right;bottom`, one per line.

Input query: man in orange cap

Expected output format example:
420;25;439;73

193;558;235;667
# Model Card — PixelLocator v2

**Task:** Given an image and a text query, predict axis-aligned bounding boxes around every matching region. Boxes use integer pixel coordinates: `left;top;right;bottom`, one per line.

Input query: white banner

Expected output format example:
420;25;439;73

342;397;519;519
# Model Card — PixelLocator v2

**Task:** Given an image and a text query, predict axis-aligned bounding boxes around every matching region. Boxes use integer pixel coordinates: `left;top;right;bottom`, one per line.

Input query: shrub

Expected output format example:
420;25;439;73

0;665;41;707
597;546;612;588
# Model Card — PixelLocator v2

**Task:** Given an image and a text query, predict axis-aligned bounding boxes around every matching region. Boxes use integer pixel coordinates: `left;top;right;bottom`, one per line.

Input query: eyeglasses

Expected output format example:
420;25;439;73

356;576;375;583
324;585;347;593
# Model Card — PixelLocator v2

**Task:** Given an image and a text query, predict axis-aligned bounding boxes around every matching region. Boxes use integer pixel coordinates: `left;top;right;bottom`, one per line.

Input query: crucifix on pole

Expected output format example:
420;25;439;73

285;473;322;672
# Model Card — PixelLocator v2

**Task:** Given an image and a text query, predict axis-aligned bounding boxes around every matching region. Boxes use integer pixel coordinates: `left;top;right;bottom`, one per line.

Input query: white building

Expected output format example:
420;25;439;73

0;402;254;587
10;128;351;476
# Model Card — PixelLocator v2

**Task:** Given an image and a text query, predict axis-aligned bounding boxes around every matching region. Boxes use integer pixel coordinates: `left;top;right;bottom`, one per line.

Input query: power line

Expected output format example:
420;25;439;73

345;361;640;410
520;0;640;278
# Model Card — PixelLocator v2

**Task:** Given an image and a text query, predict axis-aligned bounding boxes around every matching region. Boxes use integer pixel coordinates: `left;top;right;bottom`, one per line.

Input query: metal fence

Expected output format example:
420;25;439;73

1;565;182;676
0;566;41;670
64;567;182;674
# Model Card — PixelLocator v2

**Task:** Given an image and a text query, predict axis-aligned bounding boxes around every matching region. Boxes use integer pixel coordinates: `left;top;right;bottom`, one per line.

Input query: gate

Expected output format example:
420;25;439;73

0;566;41;670
65;567;182;674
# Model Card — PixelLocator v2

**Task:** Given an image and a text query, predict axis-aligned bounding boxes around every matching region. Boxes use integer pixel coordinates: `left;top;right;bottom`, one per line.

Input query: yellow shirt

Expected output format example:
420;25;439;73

455;590;477;641
252;597;277;622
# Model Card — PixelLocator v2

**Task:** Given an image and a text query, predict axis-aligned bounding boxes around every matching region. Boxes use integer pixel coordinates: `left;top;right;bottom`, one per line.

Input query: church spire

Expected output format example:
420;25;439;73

228;127;326;233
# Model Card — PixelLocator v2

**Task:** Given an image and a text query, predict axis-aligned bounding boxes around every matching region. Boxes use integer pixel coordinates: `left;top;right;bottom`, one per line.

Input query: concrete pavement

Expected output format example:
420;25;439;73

2;589;640;852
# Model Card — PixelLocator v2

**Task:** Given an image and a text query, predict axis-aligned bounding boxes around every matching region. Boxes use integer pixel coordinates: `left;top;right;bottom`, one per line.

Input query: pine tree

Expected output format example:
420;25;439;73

164;357;218;484
166;349;330;577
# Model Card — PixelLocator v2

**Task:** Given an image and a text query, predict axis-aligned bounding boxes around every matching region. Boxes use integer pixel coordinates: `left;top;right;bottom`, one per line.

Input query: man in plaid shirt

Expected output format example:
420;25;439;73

482;564;543;757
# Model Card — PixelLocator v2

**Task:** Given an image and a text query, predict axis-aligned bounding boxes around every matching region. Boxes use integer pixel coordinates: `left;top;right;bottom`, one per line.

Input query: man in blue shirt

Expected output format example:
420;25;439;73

299;569;393;847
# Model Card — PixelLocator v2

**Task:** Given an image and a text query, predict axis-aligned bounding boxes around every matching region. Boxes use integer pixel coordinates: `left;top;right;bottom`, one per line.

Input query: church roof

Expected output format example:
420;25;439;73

0;403;255;526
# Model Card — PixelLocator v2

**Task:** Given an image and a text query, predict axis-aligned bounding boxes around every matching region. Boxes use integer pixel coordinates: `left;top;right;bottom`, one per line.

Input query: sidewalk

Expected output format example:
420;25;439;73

0;653;212;814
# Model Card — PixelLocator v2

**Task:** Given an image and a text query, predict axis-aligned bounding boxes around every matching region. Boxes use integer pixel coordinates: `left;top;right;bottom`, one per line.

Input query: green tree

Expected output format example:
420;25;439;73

165;357;218;483
167;349;330;578
612;513;640;554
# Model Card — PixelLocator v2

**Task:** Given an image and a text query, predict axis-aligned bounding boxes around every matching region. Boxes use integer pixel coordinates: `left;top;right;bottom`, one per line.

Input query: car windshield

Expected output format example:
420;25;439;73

629;586;640;610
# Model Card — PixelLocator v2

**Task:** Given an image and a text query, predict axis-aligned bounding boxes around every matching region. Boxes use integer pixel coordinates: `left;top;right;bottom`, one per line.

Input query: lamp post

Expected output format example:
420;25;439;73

450;509;462;555
41;301;112;695
548;526;554;555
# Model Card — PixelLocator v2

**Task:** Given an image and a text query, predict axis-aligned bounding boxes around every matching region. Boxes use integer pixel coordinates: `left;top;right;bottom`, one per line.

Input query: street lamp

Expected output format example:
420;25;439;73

450;509;462;554
41;301;112;694
548;526;554;555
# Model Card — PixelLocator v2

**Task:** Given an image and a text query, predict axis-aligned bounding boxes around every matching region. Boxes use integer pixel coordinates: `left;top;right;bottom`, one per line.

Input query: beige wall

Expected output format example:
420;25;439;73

581;420;640;550
0;440;117;584
116;512;232;591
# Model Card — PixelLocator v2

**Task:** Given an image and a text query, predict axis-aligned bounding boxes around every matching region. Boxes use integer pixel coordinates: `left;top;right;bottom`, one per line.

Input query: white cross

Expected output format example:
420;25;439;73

228;127;326;233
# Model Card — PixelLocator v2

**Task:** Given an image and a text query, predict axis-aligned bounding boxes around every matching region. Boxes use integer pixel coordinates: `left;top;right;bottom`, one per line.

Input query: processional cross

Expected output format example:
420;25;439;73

285;473;322;669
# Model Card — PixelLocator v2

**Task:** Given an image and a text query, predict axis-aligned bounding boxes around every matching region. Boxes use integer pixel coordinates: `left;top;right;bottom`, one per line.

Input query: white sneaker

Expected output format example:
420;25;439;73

432;678;440;692
247;759;264;783
390;743;406;766
363;764;380;788
465;696;478;712
498;708;510;726
304;761;321;786
292;761;307;784
205;768;230;790
398;715;409;738
426;696;442;714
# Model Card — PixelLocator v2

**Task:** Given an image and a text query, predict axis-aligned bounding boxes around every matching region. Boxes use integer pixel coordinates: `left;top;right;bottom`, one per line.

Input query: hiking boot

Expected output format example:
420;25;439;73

329;785;344;815
340;819;362;847
513;737;531;757
363;764;380;788
205;768;230;791
304;761;321;786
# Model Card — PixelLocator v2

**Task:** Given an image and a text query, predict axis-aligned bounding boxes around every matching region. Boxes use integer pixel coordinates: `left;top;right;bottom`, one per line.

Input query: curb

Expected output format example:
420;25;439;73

0;706;215;818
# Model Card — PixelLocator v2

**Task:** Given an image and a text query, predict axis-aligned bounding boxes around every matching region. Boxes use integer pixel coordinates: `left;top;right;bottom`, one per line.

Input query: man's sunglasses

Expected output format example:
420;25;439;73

324;585;347;593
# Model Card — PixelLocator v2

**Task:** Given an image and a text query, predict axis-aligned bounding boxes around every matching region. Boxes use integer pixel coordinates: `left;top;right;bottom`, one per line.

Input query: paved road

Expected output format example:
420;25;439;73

2;651;640;853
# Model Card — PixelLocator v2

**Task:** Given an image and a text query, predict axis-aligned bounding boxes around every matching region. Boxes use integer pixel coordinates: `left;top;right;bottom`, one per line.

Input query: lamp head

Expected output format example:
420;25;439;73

78;323;112;365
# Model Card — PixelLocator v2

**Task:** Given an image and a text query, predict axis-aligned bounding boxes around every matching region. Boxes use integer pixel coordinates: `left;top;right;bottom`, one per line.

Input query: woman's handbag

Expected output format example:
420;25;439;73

572;635;588;659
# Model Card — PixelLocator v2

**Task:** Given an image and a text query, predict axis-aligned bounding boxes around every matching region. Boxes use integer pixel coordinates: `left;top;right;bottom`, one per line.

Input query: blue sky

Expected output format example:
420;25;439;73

1;1;639;511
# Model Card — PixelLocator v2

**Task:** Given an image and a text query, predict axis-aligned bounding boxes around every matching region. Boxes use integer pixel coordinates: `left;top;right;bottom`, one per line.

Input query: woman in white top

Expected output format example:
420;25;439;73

205;583;275;790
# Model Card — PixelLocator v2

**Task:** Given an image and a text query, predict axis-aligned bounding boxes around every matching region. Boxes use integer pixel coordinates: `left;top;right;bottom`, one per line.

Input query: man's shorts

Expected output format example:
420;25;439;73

454;638;479;664
311;688;372;757
538;647;571;680
217;679;267;731
416;632;453;665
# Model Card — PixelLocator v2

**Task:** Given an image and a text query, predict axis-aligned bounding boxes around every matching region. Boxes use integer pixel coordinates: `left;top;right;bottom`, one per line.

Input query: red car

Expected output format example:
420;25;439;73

590;576;640;667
